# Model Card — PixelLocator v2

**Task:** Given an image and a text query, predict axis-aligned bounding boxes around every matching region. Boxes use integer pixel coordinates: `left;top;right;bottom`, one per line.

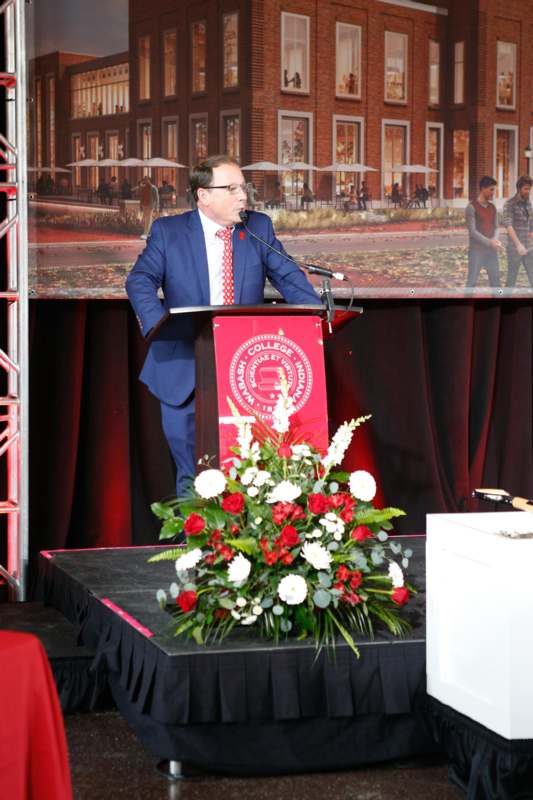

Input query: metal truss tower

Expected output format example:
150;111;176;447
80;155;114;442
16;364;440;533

0;0;29;600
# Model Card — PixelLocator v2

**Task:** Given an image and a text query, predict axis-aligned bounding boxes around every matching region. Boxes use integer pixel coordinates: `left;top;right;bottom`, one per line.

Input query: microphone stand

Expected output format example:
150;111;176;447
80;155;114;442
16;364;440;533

320;276;335;334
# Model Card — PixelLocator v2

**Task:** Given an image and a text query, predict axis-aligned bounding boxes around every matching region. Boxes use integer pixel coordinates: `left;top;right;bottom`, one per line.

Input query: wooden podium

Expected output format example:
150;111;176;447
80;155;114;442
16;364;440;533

150;304;360;471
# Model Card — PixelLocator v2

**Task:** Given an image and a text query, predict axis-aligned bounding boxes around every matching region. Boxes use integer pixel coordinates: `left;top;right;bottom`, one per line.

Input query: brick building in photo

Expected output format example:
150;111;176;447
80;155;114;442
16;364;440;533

29;0;533;205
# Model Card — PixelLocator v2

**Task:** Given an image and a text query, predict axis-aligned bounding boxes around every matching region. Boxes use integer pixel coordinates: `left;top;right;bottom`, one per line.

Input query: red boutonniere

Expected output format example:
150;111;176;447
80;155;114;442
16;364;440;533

239;231;245;240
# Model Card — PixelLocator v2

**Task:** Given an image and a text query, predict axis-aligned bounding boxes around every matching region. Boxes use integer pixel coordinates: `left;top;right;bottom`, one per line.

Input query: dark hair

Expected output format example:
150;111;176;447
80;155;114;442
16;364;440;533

479;175;497;190
516;175;533;191
189;155;241;201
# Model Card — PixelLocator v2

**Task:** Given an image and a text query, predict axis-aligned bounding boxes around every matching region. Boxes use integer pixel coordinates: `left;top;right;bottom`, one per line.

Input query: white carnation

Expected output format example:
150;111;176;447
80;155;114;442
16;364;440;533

267;480;301;503
388;561;404;588
241;467;258;486
253;470;271;487
241;615;257;626
227;553;252;585
277;574;308;605
301;541;332;571
247;486;259;497
349;470;377;502
194;469;226;499
175;548;202;574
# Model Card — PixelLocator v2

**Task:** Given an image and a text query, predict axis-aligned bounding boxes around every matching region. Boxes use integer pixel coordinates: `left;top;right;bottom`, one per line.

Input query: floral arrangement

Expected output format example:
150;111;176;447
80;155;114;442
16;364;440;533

150;376;414;656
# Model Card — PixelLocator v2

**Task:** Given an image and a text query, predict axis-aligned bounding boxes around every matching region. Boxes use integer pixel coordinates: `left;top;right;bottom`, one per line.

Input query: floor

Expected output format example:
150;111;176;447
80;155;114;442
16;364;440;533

65;711;463;800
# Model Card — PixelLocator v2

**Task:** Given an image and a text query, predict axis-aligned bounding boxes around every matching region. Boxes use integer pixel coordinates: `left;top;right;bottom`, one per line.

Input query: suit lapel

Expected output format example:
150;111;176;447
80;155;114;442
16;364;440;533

187;210;210;304
232;223;247;304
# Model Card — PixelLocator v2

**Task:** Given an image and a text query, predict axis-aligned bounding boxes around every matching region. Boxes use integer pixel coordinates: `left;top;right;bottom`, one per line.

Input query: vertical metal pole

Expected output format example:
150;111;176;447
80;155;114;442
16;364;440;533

0;0;29;600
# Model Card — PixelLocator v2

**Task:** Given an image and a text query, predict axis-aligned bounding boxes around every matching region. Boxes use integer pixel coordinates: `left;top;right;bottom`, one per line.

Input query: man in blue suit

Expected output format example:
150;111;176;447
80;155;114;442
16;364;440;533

126;155;321;495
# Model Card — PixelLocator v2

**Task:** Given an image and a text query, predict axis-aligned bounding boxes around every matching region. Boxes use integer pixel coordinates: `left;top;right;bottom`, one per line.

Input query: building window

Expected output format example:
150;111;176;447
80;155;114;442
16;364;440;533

385;32;407;103
281;12;309;93
106;132;119;179
72;134;82;186
495;126;517;199
190;115;208;163
47;75;55;170
35;78;42;168
454;42;464;104
223;13;238;88
221;113;240;159
163;30;177;97
429;41;440;105
334;118;361;196
70;63;129;119
427;124;442;198
139;121;152;161
496;41;516;109
192;21;207;93
160;119;178;185
453;130;469;199
87;133;99;190
336;23;361;99
139;36;150;100
383;122;407;195
279;113;310;197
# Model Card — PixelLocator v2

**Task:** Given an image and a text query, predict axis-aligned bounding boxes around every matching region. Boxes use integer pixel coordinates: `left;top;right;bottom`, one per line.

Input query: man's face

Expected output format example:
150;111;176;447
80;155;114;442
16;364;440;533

482;185;496;202
197;163;248;227
519;184;531;201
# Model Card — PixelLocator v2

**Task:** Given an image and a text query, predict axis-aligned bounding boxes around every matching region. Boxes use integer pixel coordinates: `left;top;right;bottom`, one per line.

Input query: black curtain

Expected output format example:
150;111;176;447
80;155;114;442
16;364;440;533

29;299;533;573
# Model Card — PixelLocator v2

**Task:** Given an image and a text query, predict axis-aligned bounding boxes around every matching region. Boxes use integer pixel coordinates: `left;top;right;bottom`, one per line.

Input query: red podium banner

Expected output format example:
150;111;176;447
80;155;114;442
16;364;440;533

213;315;328;467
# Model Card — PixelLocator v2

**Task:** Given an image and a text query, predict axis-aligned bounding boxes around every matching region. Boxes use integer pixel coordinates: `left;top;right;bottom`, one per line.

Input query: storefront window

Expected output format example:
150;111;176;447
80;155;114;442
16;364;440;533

70;63;129;118
383;123;407;195
279;115;310;197
452;130;469;199
335;119;360;195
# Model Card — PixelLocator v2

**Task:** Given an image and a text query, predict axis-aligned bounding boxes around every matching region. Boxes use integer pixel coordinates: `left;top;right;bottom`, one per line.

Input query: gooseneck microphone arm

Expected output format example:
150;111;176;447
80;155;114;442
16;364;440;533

238;210;348;283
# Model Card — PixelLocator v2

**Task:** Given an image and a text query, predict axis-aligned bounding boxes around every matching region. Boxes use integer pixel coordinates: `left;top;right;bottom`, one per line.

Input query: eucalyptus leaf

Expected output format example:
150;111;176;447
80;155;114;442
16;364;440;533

313;480;325;493
279;618;292;633
404;549;413;558
219;597;235;610
183;582;197;592
169;582;179;598
402;558;409;569
371;551;384;566
272;604;284;616
261;596;274;609
318;571;332;588
327;541;339;551
390;542;402;554
229;467;237;480
377;530;389;542
329;481;339;494
313;589;331;608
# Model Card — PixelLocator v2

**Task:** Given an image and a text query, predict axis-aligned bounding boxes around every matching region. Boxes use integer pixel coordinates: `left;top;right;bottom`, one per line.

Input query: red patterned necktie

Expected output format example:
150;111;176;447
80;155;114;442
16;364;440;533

215;227;234;305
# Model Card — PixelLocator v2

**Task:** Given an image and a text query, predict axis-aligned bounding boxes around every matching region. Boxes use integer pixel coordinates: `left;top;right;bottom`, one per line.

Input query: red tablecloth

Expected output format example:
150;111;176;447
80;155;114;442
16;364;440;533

0;630;72;800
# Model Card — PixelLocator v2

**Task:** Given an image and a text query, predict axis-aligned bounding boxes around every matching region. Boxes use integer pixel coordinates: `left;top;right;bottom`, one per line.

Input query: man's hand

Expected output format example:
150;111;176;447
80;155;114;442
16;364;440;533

517;243;528;257
489;238;503;250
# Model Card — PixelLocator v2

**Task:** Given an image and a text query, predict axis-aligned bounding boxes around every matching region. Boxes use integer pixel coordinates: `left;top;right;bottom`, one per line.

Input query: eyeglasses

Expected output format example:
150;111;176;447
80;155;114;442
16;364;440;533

206;182;249;195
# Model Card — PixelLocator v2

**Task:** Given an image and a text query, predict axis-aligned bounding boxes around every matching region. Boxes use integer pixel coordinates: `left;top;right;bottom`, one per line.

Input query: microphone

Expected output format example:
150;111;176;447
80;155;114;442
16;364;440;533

238;210;347;282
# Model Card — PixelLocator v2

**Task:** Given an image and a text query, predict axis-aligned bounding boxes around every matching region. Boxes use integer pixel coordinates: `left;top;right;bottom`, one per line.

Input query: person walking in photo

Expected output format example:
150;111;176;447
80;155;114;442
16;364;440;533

139;175;159;240
503;175;533;288
465;175;502;287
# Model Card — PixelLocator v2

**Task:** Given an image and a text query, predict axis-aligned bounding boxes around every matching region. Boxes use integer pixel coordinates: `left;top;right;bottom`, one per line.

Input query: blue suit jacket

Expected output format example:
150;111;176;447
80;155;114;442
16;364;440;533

126;209;321;406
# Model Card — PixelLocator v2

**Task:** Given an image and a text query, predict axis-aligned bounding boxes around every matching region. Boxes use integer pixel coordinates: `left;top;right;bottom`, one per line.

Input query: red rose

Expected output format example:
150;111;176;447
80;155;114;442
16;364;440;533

349;571;363;590
272;502;292;525
280;551;294;565
204;553;217;565
342;591;361;606
351;525;373;543
277;443;293;458
340;508;354;523
333;581;345;592
230;524;240;535
279;524;300;548
329;493;345;509
183;513;206;536
214;607;230;620
176;590;197;613
289;504;306;522
391;587;409;606
336;565;350;582
308;493;329;515
264;550;279;565
222;492;245;514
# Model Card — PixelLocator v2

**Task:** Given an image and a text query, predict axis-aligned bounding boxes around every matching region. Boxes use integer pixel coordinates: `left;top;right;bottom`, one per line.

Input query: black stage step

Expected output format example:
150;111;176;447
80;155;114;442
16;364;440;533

0;601;111;713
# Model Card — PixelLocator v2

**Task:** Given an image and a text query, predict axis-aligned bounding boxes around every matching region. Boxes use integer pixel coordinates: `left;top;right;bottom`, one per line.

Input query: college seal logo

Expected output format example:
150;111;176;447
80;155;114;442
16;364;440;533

229;333;313;419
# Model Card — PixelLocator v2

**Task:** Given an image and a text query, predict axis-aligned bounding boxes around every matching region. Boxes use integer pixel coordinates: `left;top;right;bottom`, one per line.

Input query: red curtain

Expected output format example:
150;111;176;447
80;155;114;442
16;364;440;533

28;300;533;566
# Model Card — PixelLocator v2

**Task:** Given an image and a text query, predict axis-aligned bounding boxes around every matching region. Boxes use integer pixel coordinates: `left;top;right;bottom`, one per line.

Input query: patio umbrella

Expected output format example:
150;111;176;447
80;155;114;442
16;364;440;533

318;162;377;173
117;158;146;167
394;164;438;173
28;166;71;172
143;157;188;168
95;158;121;167
66;158;99;167
241;161;285;171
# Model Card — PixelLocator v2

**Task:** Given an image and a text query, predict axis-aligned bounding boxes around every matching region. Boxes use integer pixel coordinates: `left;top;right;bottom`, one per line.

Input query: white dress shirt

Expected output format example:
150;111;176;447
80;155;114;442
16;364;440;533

198;208;234;305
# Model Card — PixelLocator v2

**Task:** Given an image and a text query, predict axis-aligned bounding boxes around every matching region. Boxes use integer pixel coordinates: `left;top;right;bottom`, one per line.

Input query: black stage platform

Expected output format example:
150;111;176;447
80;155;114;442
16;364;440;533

38;537;441;775
0;602;110;713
